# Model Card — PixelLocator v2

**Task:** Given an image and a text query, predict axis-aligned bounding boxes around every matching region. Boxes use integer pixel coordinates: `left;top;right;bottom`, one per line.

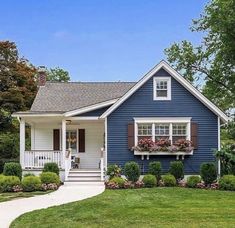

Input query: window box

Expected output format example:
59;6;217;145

134;150;194;160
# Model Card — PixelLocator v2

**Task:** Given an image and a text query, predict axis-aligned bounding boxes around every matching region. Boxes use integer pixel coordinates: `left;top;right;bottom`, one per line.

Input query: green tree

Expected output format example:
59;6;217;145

46;67;70;82
0;41;37;130
165;0;235;112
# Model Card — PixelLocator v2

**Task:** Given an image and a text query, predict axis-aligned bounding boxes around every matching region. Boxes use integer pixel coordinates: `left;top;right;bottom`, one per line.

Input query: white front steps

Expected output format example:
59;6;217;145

65;169;105;185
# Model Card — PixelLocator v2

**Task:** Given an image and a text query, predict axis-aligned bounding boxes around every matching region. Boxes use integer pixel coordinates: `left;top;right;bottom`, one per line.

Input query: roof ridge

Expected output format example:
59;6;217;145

46;81;136;84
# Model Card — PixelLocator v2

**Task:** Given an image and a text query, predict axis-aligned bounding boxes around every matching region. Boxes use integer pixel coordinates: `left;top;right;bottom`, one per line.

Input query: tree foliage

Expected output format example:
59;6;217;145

0;41;37;130
165;0;235;112
46;67;70;82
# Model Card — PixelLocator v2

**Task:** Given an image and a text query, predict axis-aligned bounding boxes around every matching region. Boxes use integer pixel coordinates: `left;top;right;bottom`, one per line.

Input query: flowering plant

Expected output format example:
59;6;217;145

174;139;194;152
133;138;193;153
134;138;154;151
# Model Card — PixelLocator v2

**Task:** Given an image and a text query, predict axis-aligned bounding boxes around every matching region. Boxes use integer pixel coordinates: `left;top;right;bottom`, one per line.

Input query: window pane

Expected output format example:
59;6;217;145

156;80;168;89
155;124;169;135
172;124;187;135
156;90;167;97
138;124;152;136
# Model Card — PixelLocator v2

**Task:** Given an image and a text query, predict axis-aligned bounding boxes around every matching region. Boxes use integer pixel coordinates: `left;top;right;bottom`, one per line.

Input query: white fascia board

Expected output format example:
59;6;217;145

66;116;100;120
12;113;63;117
64;99;118;117
134;117;192;123
100;60;229;123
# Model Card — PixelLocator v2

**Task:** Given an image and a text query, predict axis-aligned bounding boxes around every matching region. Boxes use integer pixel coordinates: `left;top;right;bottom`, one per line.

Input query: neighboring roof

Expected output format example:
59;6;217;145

30;82;135;112
101;60;230;123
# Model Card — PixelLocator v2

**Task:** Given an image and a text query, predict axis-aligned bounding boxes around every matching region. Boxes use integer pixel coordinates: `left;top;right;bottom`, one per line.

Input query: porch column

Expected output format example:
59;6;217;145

62;119;66;169
20;119;25;169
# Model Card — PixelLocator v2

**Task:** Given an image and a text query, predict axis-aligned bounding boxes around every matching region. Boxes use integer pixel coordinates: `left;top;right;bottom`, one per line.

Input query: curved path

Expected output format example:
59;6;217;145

0;184;105;228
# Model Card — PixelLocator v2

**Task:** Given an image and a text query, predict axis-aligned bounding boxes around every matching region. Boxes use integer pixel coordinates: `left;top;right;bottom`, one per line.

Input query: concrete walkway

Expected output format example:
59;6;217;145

0;184;105;228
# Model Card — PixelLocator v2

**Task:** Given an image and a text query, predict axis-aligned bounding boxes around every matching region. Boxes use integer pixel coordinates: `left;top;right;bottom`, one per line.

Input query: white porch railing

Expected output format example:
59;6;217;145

24;150;62;169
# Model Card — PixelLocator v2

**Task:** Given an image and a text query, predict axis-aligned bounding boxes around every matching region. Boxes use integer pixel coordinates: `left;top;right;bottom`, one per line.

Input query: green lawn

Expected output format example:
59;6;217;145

0;191;53;203
11;188;235;228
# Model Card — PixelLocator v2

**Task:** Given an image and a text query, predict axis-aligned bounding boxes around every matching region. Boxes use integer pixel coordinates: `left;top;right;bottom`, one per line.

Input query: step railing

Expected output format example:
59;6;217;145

65;148;72;181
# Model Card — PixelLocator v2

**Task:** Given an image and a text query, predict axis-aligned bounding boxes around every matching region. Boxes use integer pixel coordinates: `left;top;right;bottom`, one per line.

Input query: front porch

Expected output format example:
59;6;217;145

19;116;106;181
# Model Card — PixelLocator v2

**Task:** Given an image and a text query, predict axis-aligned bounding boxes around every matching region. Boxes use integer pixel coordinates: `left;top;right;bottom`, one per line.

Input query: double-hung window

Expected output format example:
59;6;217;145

172;124;187;143
155;124;170;141
137;124;152;141
153;77;171;100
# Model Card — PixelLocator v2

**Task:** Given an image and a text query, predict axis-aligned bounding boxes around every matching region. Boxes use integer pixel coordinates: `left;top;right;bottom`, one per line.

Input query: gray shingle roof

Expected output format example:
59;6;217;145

30;82;136;112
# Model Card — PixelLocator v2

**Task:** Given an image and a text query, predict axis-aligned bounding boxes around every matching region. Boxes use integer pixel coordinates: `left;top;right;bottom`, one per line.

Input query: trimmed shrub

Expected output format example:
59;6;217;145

24;173;35;177
0;175;21;192
3;162;22;180
142;174;157;188
124;162;140;182
162;174;176;187
40;172;60;185
110;177;125;188
169;161;184;180
219;175;235;191
149;161;161;181
200;163;217;185
22;176;41;192
43;162;59;175
0;159;19;173
187;176;201;188
107;164;122;179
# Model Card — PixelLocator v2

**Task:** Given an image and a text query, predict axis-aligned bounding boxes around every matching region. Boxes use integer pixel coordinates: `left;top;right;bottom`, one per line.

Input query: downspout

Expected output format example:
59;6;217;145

217;117;221;177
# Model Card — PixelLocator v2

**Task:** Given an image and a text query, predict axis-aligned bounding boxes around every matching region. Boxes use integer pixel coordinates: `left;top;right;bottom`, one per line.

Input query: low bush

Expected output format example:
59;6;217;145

149;161;161;181
107;164;122;179
142;174;157;188
169;161;184;180
200;163;217;185
162;174;177;187
219;175;235;191
105;181;119;189
22;176;41;192
0;159;19;173
43;163;59;175
124;161;140;182
3;162;22;180
24;173;35;177
40;172;60;185
110;177;125;188
0;175;21;192
187;176;201;188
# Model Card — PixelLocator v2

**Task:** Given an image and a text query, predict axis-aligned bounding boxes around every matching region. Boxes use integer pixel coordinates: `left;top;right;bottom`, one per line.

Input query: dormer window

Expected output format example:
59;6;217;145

153;77;171;100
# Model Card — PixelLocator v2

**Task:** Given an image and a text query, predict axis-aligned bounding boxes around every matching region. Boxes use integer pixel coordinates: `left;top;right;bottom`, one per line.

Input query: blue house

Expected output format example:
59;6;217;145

13;61;229;182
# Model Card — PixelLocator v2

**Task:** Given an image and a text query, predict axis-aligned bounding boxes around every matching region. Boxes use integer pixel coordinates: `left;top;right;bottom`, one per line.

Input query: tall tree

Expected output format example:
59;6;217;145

46;67;70;82
165;0;235;112
0;41;37;131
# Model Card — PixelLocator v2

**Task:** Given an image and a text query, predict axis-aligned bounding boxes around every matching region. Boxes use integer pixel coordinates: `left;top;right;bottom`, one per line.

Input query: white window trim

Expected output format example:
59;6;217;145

153;77;171;101
134;117;191;146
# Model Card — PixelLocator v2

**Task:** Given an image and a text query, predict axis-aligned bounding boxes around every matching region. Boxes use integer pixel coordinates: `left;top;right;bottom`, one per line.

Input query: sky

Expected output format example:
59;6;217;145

0;0;207;82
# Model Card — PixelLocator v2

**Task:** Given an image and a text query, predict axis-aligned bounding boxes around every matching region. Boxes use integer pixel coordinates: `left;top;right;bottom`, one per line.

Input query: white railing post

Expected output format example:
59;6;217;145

65;148;71;181
100;148;104;181
62;120;66;170
20;119;25;169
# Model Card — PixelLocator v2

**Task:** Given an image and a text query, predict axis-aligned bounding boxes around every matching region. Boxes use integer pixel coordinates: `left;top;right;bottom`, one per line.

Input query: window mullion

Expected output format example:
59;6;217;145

152;123;155;142
169;123;173;144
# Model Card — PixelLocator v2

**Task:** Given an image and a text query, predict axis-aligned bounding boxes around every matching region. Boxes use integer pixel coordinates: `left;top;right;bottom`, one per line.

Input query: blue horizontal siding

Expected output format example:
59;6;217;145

107;68;218;174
